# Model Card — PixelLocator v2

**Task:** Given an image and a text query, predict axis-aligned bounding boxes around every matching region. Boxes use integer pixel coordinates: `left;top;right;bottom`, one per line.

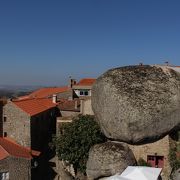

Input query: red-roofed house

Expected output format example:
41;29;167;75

2;98;58;151
28;86;71;99
2;97;59;179
72;78;96;98
0;137;40;180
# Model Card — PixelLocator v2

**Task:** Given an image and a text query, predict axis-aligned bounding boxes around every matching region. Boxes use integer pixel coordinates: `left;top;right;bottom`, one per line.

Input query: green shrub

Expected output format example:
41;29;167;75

169;147;180;170
53;115;107;174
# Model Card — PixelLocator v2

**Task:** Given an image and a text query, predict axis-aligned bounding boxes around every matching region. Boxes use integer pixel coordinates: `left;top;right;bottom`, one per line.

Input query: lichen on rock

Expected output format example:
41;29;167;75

86;141;136;179
92;65;180;144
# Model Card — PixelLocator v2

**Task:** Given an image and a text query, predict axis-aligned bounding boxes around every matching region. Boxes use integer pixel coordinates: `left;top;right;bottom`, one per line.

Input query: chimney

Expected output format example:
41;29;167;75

52;94;57;104
68;76;76;88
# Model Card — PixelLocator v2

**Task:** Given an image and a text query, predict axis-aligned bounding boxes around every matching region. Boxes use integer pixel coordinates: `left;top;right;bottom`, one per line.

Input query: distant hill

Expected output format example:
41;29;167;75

0;85;42;98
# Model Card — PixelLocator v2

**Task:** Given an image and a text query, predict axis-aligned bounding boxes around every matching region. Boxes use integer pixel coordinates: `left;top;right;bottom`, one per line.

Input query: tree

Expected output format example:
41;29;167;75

53;115;107;174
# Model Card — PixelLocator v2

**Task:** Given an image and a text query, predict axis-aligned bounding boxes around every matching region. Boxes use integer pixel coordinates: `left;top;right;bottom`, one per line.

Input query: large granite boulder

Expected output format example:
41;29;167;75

92;65;180;144
86;141;136;179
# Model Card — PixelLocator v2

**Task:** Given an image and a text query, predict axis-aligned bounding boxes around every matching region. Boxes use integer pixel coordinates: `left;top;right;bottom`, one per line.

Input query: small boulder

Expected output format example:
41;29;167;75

86;141;136;179
92;65;180;144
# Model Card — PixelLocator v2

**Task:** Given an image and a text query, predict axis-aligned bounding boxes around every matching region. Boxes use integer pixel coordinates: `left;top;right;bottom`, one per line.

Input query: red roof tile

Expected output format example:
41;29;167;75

0;137;40;160
28;87;69;98
0;145;9;160
12;98;57;116
58;99;80;111
76;78;96;86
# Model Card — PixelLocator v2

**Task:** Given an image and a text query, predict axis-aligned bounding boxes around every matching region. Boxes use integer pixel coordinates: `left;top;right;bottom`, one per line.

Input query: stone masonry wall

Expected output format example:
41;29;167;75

3;101;31;147
60;111;79;117
80;98;94;115
0;157;31;180
128;135;171;180
57;90;73;100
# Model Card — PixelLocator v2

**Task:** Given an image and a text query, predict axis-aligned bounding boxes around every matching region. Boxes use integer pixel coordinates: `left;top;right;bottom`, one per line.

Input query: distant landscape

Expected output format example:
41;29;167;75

0;85;42;98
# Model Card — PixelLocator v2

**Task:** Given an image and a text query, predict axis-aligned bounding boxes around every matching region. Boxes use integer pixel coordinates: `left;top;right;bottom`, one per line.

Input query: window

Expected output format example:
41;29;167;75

3;117;7;122
147;155;164;168
4;132;7;137
79;90;89;96
0;172;9;180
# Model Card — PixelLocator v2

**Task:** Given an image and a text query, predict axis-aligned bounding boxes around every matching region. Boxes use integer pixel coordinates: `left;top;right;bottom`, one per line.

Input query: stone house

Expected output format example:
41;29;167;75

128;133;180;180
2;97;59;179
71;78;96;116
2;97;58;151
0;137;40;180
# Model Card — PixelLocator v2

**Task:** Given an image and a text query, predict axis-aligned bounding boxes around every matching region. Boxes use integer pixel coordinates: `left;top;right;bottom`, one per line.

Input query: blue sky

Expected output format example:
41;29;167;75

0;0;180;86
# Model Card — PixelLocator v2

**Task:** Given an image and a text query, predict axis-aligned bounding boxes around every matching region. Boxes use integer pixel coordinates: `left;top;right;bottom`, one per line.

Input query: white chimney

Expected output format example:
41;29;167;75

52;94;57;103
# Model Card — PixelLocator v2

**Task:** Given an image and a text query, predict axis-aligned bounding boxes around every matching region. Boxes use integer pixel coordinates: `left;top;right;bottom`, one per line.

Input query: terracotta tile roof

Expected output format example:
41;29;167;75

0;137;40;160
58;99;80;112
0;145;9;160
28;86;69;98
75;79;96;86
12;98;57;116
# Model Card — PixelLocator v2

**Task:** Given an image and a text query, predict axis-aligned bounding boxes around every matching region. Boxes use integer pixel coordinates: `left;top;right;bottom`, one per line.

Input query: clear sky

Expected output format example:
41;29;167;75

0;0;180;86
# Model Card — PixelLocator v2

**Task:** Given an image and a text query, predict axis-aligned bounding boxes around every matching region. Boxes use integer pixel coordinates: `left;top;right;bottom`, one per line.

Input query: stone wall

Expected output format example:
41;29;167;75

0;157;31;180
57;90;73;100
3;102;31;147
128;135;172;180
80;98;94;115
60;110;79;117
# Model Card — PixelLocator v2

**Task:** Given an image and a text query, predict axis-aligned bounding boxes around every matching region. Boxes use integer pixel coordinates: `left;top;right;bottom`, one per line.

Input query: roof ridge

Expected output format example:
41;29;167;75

12;97;49;102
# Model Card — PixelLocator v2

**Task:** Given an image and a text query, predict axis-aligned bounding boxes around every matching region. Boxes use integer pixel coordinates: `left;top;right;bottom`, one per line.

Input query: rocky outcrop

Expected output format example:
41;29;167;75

54;158;74;180
171;168;180;180
92;65;180;144
86;141;136;179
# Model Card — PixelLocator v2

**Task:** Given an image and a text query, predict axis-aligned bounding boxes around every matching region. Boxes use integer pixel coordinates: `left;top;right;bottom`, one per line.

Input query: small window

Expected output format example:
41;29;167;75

84;91;89;96
80;91;84;95
4;132;7;137
3;117;7;122
0;172;9;180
